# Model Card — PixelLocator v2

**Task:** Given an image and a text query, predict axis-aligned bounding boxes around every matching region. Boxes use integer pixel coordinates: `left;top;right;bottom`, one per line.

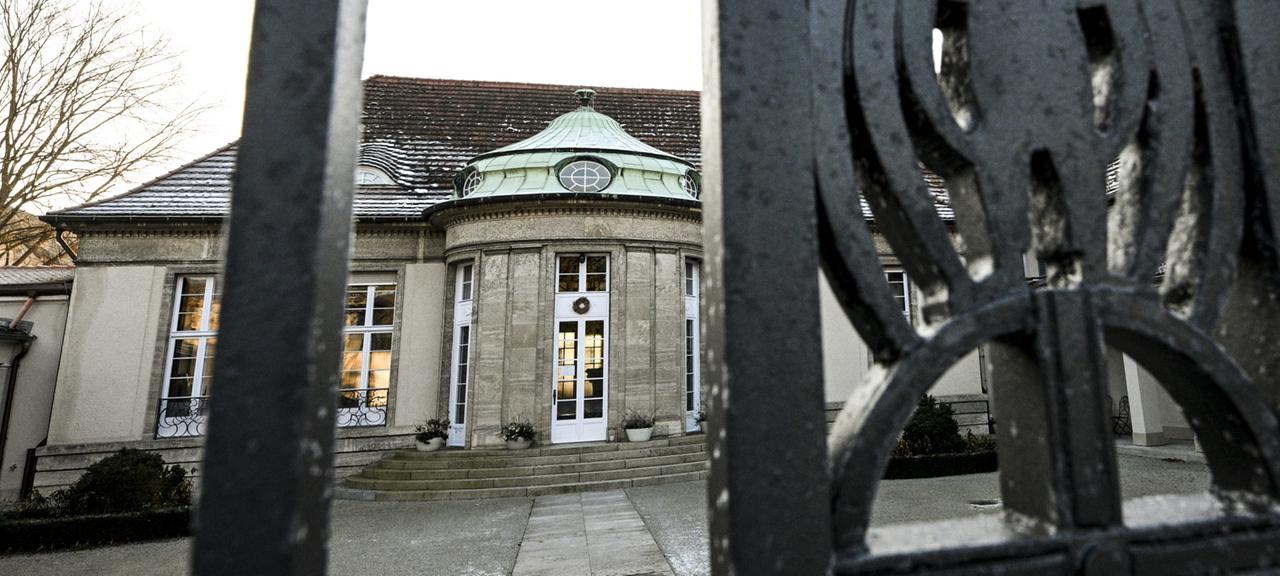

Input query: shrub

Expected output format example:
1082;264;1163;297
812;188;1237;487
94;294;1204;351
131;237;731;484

897;395;967;456
965;431;997;452
415;418;450;443
621;409;656;430
501;420;536;442
0;508;191;554
5;490;60;520
883;451;999;479
57;449;191;516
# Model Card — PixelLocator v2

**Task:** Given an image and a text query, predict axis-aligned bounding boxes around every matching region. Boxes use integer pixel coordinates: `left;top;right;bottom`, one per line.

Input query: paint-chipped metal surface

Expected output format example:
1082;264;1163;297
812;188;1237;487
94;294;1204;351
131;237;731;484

190;1;368;575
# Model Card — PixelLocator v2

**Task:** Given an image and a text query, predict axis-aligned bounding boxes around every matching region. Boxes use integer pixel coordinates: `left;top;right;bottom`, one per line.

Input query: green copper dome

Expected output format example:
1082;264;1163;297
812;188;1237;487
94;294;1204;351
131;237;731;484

451;89;700;202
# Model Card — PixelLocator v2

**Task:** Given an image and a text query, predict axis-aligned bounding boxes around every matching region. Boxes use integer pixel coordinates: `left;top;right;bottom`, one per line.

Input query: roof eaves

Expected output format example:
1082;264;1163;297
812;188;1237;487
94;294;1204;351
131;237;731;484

41;214;228;226
42;142;239;223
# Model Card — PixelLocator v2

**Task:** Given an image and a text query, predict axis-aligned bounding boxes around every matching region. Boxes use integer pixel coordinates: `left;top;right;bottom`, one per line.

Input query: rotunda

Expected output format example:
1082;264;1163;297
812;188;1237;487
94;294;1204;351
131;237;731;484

425;89;703;447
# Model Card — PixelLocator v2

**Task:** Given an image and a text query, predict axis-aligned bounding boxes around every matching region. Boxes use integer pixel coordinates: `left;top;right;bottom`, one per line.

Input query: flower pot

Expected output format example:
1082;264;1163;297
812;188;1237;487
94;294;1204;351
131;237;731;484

416;437;443;452
625;427;654;442
506;438;532;450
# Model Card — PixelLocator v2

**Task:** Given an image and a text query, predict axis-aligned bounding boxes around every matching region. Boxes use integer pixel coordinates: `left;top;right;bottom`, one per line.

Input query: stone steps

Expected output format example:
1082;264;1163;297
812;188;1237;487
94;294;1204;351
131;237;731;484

376;442;705;470
338;435;708;501
389;434;705;460
345;471;710;502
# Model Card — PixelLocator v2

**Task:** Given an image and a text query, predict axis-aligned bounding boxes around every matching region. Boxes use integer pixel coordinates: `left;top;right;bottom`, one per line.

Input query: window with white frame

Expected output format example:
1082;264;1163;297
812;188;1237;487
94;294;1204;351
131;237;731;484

885;270;911;321
355;166;395;186
156;276;397;437
685;260;698;298
458;262;474;301
684;259;702;431
557;254;608;292
157;276;220;438
337;283;396;427
448;262;475;446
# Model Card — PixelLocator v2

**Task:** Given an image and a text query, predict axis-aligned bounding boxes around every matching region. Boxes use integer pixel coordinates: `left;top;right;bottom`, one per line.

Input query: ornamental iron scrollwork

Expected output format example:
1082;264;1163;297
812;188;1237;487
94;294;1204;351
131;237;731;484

156;389;388;439
156;396;210;439
812;0;1280;573
335;387;390;428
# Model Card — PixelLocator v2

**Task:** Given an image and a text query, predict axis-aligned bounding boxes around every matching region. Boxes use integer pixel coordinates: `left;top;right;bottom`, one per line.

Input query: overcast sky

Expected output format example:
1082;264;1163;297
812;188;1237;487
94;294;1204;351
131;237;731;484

133;0;703;169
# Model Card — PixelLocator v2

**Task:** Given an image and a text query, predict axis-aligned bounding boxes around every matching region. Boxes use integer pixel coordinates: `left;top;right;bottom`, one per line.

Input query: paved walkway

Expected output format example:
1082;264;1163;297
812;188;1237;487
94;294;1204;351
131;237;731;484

514;492;673;576
1114;437;1205;464
0;453;1211;575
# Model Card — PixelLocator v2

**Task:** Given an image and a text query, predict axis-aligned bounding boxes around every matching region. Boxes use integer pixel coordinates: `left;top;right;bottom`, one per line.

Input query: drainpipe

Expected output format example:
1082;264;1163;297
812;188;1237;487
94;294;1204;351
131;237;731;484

0;296;36;495
54;227;77;263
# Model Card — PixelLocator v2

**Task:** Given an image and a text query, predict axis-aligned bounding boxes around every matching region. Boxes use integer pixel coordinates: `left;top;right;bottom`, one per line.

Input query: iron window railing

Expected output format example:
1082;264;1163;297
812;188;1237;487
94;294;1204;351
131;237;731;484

155;395;210;439
156;388;389;439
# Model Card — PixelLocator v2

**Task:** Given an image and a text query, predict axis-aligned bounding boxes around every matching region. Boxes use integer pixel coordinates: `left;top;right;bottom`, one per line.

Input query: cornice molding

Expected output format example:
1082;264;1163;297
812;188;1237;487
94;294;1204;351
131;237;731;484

436;202;701;227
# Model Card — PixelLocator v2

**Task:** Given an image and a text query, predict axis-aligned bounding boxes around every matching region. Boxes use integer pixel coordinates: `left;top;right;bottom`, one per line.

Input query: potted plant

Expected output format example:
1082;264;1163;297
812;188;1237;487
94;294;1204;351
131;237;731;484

622;408;656;442
501;420;536;449
415;418;450;451
695;403;708;432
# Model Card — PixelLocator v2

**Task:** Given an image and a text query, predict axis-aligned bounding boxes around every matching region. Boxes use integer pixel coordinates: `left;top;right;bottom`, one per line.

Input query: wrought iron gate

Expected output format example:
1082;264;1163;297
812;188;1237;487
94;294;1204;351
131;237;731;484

190;0;1280;574
706;0;1280;573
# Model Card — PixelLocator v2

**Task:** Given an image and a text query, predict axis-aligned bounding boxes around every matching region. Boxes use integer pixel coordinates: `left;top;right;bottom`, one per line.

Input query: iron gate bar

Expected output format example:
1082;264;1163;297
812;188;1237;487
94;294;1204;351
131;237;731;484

1219;0;1280;408
702;0;832;573
191;1;367;574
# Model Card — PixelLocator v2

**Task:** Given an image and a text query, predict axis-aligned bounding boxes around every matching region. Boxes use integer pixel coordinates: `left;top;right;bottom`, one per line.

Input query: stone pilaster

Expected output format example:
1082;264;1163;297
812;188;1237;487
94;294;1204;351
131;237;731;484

624;249;656;416
471;251;510;447
653;250;685;435
504;249;544;430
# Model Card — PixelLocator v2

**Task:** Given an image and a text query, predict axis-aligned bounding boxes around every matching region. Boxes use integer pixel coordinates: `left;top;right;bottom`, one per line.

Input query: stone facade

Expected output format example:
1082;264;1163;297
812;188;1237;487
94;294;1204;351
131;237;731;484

433;200;702;447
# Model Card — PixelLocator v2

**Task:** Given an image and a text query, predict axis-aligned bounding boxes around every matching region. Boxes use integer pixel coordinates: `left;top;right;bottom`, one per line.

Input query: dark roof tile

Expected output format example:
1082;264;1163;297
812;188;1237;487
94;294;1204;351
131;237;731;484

45;76;960;224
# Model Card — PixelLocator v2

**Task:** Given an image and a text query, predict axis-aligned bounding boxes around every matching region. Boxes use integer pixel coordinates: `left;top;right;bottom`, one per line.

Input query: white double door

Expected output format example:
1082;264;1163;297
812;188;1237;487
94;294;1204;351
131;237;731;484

551;292;609;444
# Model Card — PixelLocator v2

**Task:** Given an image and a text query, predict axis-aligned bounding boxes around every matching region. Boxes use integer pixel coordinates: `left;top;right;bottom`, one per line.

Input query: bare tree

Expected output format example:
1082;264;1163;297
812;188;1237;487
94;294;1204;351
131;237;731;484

0;0;201;265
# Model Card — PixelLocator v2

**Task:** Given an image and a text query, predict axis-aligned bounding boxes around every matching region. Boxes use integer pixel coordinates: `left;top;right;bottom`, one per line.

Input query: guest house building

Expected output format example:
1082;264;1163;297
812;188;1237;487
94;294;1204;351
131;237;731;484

0;77;1177;497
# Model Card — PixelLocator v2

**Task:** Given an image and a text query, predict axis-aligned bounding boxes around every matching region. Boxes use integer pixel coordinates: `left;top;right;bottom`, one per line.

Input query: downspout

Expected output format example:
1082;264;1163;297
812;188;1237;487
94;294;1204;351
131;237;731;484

0;296;36;495
54;226;77;263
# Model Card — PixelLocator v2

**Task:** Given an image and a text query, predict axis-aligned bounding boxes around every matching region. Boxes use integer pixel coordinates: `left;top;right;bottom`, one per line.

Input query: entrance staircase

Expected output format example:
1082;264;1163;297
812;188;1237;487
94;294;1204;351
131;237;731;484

337;434;708;501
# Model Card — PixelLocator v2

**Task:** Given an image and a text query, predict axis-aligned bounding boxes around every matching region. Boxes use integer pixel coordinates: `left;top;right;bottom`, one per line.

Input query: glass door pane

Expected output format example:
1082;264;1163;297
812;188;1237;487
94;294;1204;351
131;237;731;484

583;320;605;418
556;321;578;420
454;325;470;424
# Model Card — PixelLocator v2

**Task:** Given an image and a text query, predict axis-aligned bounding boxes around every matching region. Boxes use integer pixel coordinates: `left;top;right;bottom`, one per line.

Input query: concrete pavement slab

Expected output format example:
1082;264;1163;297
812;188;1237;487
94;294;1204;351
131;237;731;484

627;480;709;576
0;498;533;576
513;491;673;576
512;495;591;576
582;491;672;576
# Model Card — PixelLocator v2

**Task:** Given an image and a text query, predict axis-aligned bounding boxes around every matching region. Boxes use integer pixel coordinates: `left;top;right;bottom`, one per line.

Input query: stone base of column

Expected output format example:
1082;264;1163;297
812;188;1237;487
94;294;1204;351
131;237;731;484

1132;431;1166;447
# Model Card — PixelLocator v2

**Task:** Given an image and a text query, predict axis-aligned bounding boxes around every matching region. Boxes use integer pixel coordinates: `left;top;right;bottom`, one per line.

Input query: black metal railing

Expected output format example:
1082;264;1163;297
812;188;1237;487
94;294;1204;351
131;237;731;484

156;396;210;439
335;387;389;428
156;388;388;439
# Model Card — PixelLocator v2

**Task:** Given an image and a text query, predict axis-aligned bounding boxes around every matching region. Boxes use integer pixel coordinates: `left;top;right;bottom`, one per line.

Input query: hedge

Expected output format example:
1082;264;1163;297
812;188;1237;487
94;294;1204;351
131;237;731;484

0;507;190;554
883;450;998;480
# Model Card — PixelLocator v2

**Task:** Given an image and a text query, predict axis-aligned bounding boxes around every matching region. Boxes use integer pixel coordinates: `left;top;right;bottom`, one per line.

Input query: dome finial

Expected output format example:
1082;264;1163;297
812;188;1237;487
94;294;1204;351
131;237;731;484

574;88;597;108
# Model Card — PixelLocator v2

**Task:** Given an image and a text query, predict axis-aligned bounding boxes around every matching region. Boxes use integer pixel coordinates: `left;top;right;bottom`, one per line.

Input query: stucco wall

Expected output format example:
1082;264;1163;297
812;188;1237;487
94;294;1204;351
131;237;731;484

45;225;444;447
819;270;986;404
0;296;70;500
48;265;166;445
819;270;869;403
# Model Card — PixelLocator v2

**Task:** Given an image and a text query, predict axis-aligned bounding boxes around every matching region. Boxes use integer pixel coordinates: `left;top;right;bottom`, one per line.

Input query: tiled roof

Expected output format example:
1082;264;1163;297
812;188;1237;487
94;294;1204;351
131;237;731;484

44;76;960;224
0;266;75;286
